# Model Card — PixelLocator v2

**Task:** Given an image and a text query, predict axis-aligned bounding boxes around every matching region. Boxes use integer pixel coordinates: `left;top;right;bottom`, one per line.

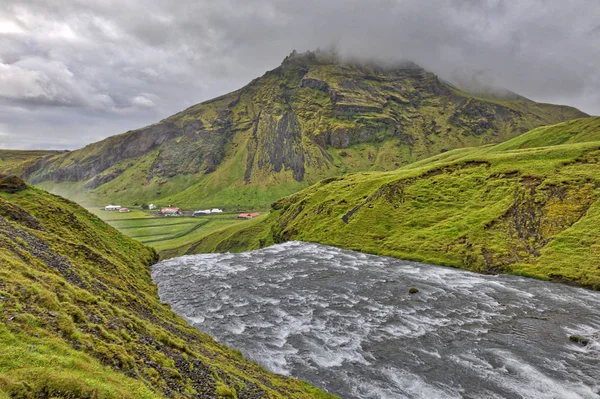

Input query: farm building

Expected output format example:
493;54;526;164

119;208;130;213
161;207;181;215
104;205;121;211
193;209;212;216
211;208;223;213
149;204;156;210
238;212;260;219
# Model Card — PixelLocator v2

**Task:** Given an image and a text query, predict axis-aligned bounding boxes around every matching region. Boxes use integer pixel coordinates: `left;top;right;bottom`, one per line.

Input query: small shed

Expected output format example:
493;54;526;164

119;208;130;213
238;212;260;219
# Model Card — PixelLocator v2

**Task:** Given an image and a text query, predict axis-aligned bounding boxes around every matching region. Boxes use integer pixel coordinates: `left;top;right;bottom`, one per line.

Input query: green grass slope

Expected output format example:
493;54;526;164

8;50;586;209
192;117;600;289
492;117;600;151
0;175;336;398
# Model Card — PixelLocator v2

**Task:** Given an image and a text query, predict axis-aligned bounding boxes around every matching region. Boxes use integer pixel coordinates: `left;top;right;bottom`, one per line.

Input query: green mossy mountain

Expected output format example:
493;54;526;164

190;117;600;289
9;50;586;209
0;175;335;398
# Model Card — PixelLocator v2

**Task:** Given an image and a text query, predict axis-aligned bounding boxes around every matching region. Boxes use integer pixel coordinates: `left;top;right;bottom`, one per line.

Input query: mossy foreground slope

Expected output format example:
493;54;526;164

10;51;585;209
194;117;600;288
0;176;335;398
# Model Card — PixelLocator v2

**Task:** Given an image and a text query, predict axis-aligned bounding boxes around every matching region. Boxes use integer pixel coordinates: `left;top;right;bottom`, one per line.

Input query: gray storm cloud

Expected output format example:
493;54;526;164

0;0;599;149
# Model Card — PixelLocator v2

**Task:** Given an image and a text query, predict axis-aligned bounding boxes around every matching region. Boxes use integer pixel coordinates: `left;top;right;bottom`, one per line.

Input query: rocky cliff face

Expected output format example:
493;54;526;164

11;50;588;208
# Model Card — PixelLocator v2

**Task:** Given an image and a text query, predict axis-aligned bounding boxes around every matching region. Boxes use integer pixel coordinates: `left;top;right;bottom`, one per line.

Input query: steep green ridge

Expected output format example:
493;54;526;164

0;175;335;398
0;150;63;170
10;50;586;209
191;117;600;289
492;117;600;151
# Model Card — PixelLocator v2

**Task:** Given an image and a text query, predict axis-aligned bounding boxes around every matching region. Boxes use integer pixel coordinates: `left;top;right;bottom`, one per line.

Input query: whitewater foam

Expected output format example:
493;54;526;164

152;242;600;399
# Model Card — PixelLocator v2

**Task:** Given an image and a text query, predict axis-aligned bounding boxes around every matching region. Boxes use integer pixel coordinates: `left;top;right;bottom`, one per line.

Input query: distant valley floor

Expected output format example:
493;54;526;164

90;208;263;259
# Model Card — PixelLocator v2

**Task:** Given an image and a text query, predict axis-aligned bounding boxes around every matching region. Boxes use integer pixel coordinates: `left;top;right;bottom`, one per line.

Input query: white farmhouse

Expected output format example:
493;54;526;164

193;209;212;216
104;205;121;211
211;208;223;213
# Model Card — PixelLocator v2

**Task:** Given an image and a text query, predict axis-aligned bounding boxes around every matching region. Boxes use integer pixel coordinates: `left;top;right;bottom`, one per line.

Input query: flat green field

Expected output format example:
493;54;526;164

90;208;253;258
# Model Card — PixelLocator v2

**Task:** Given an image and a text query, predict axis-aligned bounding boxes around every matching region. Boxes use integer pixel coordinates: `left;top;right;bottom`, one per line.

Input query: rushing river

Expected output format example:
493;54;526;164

152;241;600;399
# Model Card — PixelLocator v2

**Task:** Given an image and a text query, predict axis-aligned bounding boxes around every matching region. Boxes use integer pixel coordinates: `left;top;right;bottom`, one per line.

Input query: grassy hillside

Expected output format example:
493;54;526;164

0;175;335;398
191;117;600;289
492;117;600;151
8;50;586;210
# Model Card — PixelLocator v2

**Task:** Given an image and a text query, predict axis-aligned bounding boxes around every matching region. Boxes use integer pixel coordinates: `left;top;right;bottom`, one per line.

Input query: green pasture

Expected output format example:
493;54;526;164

92;208;254;258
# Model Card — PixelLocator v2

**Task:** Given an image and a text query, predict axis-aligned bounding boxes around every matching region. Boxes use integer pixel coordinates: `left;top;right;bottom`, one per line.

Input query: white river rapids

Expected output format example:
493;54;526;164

152;241;600;399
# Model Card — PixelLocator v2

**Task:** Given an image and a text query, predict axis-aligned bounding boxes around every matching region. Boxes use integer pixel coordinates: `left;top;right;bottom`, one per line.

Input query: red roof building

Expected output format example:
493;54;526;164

238;212;260;219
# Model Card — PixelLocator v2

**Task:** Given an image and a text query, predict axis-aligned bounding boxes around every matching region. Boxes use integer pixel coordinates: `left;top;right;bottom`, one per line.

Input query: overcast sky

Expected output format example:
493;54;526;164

1;0;599;150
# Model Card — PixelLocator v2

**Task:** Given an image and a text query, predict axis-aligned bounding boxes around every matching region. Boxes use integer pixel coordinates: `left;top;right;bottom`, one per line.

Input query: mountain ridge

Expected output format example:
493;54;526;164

5;50;587;209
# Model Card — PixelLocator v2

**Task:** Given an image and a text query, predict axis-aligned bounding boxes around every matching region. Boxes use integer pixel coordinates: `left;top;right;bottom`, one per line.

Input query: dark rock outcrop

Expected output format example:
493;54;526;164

0;174;27;193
